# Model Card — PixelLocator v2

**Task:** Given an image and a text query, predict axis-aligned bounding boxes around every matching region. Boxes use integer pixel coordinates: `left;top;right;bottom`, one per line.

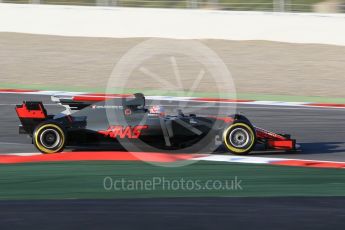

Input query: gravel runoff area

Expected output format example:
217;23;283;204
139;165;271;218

1;32;345;98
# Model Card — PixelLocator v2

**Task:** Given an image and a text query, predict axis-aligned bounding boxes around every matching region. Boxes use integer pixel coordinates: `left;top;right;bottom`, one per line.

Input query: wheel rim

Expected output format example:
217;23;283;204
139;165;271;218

229;127;250;148
40;129;61;149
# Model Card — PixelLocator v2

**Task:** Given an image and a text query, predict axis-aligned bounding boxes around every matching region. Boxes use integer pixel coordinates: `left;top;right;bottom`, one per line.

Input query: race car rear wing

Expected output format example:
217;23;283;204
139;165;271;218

15;101;49;134
16;101;47;119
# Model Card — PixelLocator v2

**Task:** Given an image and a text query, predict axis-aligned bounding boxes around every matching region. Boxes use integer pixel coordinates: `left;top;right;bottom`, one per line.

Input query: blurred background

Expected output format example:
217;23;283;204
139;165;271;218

1;0;345;13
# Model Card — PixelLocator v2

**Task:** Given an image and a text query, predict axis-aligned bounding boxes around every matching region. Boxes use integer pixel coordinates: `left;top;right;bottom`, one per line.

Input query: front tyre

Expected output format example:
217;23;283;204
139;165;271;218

33;122;66;154
223;122;256;155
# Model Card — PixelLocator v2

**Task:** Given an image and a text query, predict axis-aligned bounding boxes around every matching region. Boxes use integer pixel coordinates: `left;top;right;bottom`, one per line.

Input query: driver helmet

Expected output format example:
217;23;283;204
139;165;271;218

149;105;165;115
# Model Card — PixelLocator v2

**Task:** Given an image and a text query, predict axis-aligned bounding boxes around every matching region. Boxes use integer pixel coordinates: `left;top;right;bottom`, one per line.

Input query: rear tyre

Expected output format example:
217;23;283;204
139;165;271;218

223;122;256;155
33;122;66;154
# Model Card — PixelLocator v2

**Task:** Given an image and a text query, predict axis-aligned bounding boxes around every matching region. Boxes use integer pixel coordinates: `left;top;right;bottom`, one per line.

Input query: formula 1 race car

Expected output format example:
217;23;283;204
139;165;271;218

15;93;296;155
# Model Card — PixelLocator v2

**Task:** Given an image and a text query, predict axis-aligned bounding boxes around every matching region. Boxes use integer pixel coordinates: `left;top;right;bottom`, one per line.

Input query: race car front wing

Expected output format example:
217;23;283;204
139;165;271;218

255;127;296;151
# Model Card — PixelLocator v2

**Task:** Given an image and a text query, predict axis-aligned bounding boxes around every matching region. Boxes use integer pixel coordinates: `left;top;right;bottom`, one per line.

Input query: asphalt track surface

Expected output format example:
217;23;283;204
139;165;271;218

0;197;344;230
1;93;345;161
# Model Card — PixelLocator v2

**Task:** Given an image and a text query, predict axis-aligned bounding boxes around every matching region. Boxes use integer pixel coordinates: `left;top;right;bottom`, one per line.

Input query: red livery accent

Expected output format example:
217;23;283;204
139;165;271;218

255;127;295;150
266;140;294;150
209;116;234;123
15;103;46;119
256;127;286;140
72;96;110;102
98;125;148;139
0;152;204;164
271;160;345;168
307;103;345;108
72;94;132;102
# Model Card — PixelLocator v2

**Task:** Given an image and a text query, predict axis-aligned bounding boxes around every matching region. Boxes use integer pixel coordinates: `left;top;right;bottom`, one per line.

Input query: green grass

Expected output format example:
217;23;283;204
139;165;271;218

0;161;345;200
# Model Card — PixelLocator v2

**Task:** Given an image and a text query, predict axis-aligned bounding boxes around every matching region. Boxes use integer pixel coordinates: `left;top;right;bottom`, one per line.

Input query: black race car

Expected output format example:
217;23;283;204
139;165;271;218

16;93;296;155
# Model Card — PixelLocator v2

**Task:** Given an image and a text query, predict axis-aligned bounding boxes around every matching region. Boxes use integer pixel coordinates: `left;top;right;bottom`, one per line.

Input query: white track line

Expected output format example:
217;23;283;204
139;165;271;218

1;90;345;109
0;142;32;146
194;154;345;165
0;152;42;156
160;104;345;111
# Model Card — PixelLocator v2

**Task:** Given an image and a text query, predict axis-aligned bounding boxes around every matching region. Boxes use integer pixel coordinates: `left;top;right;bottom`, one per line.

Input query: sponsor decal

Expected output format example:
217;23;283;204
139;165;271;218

149;105;165;116
91;105;123;109
124;108;132;115
98;125;148;139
